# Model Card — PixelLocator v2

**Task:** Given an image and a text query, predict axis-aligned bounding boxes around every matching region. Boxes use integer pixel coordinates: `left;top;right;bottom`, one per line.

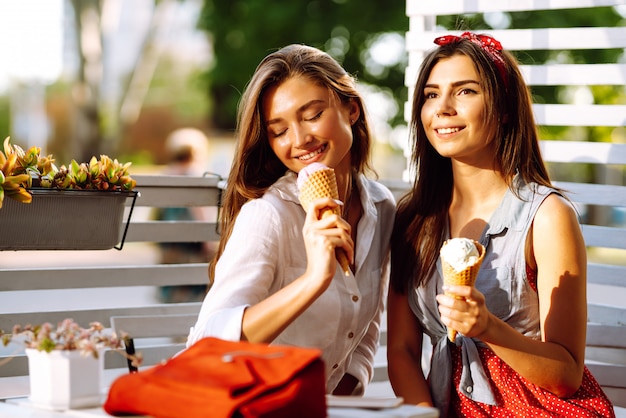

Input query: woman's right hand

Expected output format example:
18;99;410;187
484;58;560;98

436;285;491;340
301;197;354;288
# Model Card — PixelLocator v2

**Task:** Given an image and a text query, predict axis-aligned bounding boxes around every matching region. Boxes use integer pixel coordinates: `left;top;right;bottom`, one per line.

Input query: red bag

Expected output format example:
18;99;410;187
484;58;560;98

103;337;327;418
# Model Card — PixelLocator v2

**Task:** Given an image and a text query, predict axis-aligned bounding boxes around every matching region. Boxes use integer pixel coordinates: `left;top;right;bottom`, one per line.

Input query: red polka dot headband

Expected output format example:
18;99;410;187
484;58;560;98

434;32;508;87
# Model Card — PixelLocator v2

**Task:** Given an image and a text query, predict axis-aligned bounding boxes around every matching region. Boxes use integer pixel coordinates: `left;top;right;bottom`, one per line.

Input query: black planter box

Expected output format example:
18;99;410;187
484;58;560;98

0;188;138;250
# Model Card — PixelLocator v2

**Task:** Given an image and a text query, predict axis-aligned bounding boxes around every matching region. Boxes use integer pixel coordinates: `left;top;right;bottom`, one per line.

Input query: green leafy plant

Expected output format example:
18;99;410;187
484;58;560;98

0;136;137;209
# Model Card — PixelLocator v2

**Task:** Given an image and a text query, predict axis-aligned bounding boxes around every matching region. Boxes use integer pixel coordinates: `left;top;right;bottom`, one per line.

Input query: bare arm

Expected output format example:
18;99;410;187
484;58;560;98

242;197;354;343
438;194;587;397
387;288;433;406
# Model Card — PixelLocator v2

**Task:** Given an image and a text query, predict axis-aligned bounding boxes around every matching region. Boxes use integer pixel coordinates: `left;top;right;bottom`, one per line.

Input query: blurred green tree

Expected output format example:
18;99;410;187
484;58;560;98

198;0;409;130
0;97;9;141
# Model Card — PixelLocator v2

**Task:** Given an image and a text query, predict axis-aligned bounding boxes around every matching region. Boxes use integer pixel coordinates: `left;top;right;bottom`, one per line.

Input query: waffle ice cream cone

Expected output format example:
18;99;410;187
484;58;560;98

440;238;486;342
297;163;351;276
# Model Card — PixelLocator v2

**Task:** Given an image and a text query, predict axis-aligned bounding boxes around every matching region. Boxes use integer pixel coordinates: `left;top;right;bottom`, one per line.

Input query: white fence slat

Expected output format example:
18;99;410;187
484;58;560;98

540;141;626;165
552;182;626;207
111;314;197;339
603;388;626;410
0;304;202;338
587;323;626;348
1;345;190;378
124;221;220;243
406;0;626;15
406;27;626;52
133;175;222;188
588;264;626;287
588;303;626;326
405;63;626;91
532;104;626;127
520;64;626;86
586;347;626;368
0;264;209;291
106;345;186;369
582;225;626;250
586;363;626;388
131;174;222;207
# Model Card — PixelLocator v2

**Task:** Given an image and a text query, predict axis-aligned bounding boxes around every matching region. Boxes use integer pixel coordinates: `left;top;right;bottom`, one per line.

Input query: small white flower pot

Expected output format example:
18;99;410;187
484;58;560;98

26;348;104;410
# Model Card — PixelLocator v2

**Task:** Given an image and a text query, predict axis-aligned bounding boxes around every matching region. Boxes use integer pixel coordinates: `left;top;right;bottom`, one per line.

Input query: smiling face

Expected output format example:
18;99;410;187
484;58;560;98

262;75;359;174
421;54;497;165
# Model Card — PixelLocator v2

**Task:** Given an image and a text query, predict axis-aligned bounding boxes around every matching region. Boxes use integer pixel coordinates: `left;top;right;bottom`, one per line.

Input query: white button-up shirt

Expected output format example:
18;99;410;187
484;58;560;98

187;171;395;393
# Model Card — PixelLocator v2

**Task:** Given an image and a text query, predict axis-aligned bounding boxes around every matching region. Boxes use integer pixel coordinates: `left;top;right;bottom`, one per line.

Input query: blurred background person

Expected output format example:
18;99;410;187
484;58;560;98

163;127;210;177
155;127;216;303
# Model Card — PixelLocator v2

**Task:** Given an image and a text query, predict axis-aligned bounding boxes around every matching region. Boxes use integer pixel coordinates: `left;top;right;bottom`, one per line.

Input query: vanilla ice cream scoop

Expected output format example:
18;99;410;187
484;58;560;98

440;237;486;342
440;237;480;272
297;162;329;190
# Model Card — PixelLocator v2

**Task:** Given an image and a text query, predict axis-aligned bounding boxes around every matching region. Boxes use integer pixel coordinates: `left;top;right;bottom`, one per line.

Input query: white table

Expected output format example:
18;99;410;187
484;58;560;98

1;368;439;418
0;397;439;418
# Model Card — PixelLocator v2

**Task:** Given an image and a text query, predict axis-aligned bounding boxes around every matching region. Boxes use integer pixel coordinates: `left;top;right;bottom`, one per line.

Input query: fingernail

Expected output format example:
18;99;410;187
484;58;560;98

333;199;344;206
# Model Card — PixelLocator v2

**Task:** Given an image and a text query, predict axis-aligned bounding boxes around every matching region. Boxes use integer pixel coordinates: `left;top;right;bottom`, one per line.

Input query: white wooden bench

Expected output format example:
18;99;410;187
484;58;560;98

371;0;626;413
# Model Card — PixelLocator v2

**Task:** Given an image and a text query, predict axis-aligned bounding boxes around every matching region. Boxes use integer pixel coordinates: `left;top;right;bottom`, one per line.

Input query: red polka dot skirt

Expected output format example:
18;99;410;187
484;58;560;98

447;345;615;417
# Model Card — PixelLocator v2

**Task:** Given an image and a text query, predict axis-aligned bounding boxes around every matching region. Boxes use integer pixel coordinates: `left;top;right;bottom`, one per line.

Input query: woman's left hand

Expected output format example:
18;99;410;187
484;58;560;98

436;285;490;339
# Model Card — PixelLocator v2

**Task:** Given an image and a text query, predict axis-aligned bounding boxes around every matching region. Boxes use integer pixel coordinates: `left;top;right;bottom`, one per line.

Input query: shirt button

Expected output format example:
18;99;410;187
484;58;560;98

352;295;359;302
466;386;473;393
332;364;339;369
348;332;354;338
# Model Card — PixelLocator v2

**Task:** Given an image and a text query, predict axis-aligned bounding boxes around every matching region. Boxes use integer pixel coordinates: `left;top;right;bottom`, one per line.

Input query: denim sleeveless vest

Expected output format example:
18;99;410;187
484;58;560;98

409;177;559;416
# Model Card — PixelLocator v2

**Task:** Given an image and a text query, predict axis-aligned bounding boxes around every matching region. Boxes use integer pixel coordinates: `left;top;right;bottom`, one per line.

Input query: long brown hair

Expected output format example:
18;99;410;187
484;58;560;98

390;35;553;294
209;44;374;282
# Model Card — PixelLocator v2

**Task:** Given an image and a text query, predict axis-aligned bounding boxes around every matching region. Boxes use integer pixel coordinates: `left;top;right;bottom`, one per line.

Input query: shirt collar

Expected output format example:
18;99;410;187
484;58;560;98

484;175;534;237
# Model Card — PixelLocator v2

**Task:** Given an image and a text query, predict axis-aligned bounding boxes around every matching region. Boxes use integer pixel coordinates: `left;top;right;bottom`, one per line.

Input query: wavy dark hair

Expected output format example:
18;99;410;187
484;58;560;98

390;35;554;294
209;44;375;282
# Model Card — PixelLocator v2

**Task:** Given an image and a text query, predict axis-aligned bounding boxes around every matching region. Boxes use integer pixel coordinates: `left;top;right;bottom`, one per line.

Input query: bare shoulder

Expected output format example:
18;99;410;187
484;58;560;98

534;193;579;230
532;192;585;269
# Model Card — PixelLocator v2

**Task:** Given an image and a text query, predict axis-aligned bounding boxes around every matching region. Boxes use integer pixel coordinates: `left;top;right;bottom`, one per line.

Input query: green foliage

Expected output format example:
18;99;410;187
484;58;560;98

0;137;137;208
198;0;409;129
0;98;9;141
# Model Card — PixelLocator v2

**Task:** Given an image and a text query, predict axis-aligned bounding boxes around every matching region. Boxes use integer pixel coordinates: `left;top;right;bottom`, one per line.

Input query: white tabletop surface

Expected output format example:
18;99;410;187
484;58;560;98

0;399;438;418
0;368;439;418
0;396;438;418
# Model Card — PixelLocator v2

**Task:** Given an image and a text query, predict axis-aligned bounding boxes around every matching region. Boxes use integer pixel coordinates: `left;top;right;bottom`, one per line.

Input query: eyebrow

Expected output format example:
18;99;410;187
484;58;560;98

265;99;327;126
424;79;480;89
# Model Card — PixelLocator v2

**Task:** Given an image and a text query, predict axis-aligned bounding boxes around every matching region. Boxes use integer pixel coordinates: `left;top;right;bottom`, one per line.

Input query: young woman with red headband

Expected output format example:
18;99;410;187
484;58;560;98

387;32;614;417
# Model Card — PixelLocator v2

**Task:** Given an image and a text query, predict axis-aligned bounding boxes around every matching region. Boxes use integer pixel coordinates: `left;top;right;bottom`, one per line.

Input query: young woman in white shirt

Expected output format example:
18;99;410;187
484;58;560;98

187;44;396;396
